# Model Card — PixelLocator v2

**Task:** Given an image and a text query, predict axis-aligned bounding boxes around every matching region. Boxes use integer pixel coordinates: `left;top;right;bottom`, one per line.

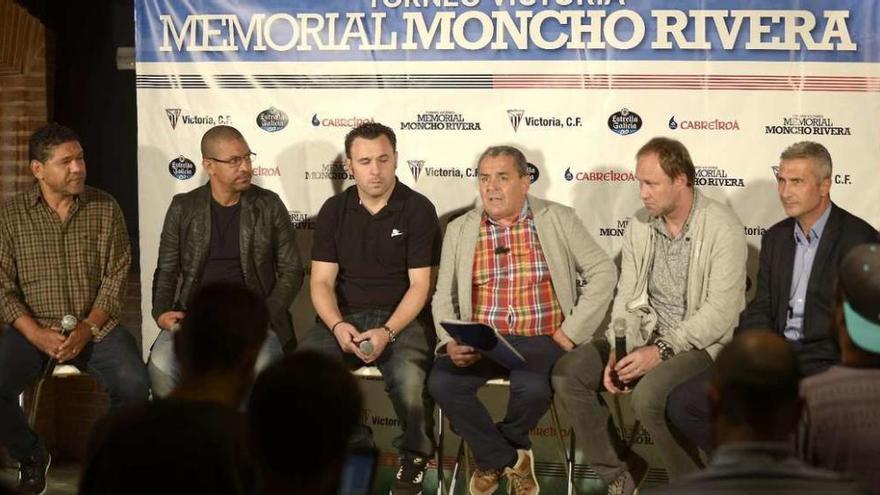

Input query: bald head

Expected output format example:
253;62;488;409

710;330;800;442
201;125;246;158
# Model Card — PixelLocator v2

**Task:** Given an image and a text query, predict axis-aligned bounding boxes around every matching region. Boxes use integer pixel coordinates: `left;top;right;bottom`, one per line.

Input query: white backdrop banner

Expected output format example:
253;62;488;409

135;0;880;490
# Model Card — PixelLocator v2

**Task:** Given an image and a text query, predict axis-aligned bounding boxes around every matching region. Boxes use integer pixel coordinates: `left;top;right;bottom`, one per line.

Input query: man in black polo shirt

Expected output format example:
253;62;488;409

300;122;440;495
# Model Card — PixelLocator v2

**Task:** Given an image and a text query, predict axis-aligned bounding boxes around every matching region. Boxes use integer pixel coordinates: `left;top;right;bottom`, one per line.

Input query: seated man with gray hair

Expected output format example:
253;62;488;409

430;145;617;495
666;141;876;455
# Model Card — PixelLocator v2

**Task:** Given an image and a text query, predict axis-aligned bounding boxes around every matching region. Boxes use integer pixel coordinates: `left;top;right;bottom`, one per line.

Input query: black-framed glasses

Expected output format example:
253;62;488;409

207;152;256;168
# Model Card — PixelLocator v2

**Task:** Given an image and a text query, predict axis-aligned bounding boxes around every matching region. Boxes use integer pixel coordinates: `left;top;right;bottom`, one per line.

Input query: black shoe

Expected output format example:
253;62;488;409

18;447;51;495
390;455;427;495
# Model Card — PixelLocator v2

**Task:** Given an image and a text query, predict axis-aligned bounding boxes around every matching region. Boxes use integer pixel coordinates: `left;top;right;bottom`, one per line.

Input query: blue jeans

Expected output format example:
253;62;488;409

147;329;283;398
0;324;149;461
298;309;436;458
428;334;565;470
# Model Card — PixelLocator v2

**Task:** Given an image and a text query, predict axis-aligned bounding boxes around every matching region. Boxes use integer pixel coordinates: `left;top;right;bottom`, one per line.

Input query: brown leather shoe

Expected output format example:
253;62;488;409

503;449;539;495
469;466;503;494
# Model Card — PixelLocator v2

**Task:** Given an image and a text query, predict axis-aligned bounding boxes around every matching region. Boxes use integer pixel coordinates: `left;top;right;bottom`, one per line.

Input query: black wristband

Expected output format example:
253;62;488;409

331;320;346;333
655;339;675;361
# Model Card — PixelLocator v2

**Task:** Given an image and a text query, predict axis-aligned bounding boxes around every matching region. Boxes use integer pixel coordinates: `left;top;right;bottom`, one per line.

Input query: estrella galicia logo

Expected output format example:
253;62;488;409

165;108;182;130
507;109;525;132
526;162;540;184
608;108;642;136
256;107;289;133
408;160;425;183
311;114;320;127
668;116;678;130
564;167;574;181
169;156;195;180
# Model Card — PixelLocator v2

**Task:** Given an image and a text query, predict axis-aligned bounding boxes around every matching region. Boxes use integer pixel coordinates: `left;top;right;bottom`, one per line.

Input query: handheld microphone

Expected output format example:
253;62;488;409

359;340;374;357
613;318;628;361
611;317;629;389
42;315;78;377
170;301;184;332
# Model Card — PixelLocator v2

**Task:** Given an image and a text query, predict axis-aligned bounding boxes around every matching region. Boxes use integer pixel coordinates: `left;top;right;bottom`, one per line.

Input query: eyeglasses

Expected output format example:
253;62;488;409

207;152;256;168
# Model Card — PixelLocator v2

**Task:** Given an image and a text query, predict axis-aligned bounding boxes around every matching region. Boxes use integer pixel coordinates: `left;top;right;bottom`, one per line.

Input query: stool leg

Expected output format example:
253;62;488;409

27;378;47;428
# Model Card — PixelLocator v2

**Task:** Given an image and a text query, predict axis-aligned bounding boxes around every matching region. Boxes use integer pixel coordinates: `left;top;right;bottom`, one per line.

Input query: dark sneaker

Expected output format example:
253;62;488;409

18;446;51;495
503;449;539;495
390;455;427;495
469;466;503;495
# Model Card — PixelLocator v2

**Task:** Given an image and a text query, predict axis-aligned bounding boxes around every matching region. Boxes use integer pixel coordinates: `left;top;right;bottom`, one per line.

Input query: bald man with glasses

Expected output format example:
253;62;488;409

148;125;304;397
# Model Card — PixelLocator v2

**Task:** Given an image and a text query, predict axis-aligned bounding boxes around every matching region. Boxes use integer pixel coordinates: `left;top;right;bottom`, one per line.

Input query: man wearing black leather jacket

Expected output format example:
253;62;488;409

148;125;304;397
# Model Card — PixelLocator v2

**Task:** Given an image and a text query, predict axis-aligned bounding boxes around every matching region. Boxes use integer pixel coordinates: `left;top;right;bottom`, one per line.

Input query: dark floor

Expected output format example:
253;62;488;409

1;462;79;495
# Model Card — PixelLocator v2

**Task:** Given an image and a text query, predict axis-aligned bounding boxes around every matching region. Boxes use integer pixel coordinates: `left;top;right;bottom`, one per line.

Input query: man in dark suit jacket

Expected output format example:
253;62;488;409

665;141;877;454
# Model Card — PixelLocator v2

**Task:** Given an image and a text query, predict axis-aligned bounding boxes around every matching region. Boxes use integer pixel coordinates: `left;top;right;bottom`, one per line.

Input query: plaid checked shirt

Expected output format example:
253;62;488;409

471;202;563;337
0;184;130;341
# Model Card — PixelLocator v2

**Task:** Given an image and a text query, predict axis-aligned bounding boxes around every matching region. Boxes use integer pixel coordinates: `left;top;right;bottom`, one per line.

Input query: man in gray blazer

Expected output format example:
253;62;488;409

429;145;617;495
552;137;748;495
149;125;304;397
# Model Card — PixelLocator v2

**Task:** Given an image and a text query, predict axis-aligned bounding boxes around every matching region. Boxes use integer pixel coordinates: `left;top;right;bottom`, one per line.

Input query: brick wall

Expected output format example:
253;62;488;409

0;0;48;468
0;0;50;202
1;3;146;466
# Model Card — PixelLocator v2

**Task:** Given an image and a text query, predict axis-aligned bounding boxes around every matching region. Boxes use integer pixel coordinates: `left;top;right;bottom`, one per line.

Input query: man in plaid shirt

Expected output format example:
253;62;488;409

430;145;617;495
0;124;149;495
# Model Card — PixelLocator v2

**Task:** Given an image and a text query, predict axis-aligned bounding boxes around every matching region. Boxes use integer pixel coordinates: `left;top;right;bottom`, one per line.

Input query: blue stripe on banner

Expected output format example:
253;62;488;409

135;0;880;63
135;73;880;91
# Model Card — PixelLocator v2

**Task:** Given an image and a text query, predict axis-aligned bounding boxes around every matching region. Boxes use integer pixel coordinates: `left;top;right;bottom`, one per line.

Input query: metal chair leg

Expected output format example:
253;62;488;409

567;429;577;495
436;407;446;495
550;402;579;495
448;438;466;495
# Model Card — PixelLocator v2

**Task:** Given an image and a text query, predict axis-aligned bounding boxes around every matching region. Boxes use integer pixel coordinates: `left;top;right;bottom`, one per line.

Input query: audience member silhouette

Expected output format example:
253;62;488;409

799;243;880;494
79;283;269;495
646;330;868;495
248;351;364;495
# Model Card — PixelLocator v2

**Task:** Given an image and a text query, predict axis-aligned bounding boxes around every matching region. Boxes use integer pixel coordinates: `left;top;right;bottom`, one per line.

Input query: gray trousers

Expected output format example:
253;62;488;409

551;339;711;482
148;329;283;398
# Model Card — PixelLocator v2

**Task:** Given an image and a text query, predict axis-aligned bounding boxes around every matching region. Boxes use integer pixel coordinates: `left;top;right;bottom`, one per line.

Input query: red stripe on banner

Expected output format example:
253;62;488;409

492;74;880;91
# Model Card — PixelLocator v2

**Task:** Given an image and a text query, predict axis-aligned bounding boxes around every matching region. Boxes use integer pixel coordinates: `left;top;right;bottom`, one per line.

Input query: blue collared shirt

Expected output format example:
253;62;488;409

784;205;832;341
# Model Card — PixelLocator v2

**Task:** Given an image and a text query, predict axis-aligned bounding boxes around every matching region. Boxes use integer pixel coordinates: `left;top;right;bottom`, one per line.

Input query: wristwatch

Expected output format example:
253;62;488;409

382;324;396;343
655;339;675;361
83;319;100;337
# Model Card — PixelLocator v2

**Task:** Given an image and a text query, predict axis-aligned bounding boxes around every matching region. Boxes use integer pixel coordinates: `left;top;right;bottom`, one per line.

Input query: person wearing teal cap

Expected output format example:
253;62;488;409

799;243;880;494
